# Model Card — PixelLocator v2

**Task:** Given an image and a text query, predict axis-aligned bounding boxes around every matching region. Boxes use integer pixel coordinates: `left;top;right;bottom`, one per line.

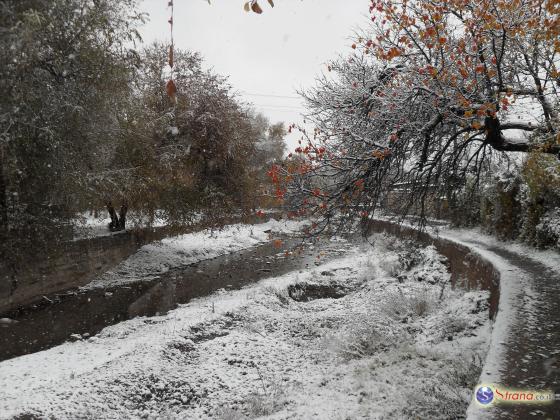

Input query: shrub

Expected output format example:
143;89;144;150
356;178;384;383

403;353;484;420
535;209;560;250
519;152;560;247
451;152;560;250
479;172;522;240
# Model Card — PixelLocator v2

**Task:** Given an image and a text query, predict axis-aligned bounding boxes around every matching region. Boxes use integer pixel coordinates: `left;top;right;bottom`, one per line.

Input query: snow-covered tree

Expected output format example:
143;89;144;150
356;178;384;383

279;0;560;232
0;0;143;258
103;43;280;226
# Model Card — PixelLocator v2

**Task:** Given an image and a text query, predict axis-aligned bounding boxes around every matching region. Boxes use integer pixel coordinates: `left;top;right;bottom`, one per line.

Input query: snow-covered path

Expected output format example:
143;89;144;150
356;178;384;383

443;230;560;419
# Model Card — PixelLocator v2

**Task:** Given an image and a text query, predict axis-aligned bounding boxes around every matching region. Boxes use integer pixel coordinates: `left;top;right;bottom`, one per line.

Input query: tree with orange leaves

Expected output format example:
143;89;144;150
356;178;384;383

277;0;560;232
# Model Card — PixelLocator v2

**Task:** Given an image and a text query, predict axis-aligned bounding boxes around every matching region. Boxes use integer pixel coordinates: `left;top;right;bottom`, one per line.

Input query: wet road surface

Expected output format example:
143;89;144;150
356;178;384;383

465;241;560;419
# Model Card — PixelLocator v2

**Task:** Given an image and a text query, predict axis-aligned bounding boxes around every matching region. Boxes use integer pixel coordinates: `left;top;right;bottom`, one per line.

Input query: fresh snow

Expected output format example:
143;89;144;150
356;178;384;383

0;234;491;419
73;212;181;240
447;227;560;273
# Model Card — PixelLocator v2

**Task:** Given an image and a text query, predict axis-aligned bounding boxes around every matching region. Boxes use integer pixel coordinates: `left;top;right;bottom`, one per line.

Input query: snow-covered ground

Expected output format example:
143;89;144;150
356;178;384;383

73;210;212;240
72;212;169;240
0;234;491;419
446;227;560;273
72;212;116;239
84;219;307;289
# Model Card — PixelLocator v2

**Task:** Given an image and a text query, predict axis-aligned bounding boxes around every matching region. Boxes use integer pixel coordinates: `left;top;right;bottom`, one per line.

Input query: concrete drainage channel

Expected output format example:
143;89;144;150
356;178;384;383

368;219;502;418
0;213;283;315
367;220;501;320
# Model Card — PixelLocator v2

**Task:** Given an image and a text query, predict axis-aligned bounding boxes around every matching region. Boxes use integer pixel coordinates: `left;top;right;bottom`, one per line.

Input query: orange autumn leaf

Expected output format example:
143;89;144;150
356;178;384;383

386;46;401;60
251;1;263;13
166;79;177;101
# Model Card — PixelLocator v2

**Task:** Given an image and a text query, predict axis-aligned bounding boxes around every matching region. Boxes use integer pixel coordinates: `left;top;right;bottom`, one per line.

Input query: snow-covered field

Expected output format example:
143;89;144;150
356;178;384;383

0;234;491;419
84;219;307;289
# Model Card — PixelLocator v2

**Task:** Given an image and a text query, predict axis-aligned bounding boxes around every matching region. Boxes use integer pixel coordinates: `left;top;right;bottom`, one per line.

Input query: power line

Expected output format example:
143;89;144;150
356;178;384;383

254;107;306;113
251;103;306;109
257;107;306;113
240;91;302;100
258;106;305;111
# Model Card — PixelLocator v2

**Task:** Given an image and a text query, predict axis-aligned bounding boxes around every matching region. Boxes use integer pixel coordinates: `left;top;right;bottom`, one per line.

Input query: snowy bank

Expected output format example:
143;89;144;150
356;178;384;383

0;234;490;419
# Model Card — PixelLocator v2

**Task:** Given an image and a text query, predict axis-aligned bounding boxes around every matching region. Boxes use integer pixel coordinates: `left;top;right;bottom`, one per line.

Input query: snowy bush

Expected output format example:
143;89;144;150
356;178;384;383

407;245;450;285
377;240;450;285
403;353;484;420
535;209;560;250
333;321;405;360
376;235;424;278
518;152;560;247
216;408;245;420
243;389;287;418
480;171;523;240
451;152;560;250
263;286;291;306
381;288;439;320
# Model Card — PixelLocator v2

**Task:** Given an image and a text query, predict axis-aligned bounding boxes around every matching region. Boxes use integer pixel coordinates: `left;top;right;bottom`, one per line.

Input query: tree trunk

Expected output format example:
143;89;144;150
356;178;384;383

0;150;8;231
118;203;128;231
485;117;560;156
106;201;127;232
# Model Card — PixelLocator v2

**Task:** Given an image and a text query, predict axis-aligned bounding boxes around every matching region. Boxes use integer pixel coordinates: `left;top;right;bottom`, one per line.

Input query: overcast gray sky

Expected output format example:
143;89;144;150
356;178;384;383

138;0;368;150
